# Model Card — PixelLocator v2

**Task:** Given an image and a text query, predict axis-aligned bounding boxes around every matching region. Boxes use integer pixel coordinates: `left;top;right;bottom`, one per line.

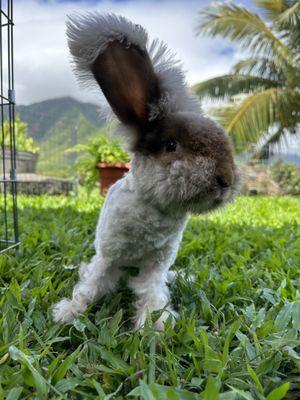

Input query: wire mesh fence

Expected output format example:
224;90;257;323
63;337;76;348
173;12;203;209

0;0;19;254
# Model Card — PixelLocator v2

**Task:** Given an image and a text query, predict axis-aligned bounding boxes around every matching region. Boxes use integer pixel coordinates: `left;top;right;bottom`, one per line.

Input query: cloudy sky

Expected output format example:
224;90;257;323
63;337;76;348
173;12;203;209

13;0;253;106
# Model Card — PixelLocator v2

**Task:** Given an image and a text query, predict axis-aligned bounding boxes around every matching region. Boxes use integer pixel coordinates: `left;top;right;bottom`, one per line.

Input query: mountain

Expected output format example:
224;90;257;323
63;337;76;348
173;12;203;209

16;97;105;177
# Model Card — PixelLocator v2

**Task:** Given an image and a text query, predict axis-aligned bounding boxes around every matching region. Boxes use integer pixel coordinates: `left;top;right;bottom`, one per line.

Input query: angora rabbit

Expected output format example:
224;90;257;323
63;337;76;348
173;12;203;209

53;13;239;330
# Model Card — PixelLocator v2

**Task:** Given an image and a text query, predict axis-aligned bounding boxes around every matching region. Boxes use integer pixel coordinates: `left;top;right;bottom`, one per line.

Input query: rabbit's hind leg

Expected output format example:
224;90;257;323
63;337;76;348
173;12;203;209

128;265;177;331
53;257;120;323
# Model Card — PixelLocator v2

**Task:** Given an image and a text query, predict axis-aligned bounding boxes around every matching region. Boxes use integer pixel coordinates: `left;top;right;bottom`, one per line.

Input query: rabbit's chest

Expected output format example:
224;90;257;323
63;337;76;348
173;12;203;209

97;197;187;265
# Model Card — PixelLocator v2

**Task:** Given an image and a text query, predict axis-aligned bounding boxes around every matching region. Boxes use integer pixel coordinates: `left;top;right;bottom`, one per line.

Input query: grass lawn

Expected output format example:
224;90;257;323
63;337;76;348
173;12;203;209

0;194;299;399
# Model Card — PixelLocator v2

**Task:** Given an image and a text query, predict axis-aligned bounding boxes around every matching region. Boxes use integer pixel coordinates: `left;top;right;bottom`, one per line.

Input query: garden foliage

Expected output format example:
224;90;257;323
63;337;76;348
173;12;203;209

69;134;130;189
270;159;300;195
3;116;39;154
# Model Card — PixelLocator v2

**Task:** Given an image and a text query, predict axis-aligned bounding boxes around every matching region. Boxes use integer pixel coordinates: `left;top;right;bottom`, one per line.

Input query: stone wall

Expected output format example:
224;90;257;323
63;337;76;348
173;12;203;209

0;148;38;175
239;165;281;195
0;173;74;196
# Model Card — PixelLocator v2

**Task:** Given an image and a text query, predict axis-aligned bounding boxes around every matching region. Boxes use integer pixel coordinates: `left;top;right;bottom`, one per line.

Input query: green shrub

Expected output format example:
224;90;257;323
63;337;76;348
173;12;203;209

270;158;300;195
69;131;130;189
3;116;39;153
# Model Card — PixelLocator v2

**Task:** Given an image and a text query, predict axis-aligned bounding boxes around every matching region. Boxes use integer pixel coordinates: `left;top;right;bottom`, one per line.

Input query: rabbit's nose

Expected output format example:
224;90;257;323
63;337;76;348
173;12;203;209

216;170;234;189
216;175;230;188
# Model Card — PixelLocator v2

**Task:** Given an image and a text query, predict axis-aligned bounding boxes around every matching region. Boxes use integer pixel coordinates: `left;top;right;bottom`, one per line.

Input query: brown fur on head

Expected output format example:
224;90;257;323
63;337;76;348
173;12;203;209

137;112;235;184
130;111;238;214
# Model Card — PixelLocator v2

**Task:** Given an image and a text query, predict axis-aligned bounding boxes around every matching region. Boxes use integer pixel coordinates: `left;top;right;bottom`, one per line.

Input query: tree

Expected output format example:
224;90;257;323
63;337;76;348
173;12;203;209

194;0;300;159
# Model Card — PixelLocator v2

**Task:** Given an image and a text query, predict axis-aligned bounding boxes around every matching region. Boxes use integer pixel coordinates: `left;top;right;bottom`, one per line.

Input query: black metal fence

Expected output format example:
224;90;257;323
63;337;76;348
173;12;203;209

0;0;19;254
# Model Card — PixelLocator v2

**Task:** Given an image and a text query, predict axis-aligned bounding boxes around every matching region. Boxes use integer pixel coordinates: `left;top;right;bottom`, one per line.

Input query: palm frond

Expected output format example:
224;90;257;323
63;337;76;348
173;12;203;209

251;126;285;159
193;74;279;101
277;0;300;27
196;3;291;61
195;1;300;157
254;0;289;20
277;1;300;53
232;57;285;82
211;88;300;152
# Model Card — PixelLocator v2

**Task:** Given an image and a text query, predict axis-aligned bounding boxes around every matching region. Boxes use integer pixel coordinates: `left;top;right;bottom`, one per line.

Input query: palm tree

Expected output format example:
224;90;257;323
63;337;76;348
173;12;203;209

194;0;300;159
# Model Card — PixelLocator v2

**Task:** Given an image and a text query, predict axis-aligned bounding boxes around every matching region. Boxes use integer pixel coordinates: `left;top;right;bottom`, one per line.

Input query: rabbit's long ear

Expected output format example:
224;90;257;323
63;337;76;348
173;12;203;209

91;41;160;126
67;14;160;127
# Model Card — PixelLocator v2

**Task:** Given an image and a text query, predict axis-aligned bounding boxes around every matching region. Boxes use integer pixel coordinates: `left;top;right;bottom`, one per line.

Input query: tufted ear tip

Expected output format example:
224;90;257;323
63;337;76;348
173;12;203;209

66;13;161;127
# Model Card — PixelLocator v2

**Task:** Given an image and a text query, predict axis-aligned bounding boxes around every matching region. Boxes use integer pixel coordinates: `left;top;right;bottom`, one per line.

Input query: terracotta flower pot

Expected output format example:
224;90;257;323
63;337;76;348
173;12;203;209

96;162;130;195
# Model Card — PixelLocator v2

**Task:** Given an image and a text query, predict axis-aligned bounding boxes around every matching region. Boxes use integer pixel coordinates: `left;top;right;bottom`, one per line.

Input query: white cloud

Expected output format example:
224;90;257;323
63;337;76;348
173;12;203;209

14;0;242;105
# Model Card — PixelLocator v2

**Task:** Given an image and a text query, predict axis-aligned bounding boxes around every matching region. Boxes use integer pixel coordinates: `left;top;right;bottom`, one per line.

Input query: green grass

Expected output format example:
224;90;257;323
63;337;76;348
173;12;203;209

0;194;299;399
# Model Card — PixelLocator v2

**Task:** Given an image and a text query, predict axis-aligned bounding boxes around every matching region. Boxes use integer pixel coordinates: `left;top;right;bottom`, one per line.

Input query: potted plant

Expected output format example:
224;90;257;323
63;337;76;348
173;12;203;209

95;135;130;195
70;132;130;195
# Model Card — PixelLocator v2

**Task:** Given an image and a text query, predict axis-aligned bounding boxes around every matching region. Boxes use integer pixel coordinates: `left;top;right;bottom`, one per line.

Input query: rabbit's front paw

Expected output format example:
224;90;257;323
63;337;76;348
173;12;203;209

53;298;78;323
134;307;178;331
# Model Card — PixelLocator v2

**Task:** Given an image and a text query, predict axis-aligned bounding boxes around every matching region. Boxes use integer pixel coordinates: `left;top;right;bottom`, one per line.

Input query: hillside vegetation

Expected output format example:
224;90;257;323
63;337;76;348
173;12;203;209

16;97;105;177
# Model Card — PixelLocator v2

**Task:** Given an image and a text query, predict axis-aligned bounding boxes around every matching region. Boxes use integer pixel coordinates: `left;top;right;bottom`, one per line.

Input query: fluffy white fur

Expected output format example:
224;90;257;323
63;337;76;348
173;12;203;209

53;14;237;330
53;173;188;329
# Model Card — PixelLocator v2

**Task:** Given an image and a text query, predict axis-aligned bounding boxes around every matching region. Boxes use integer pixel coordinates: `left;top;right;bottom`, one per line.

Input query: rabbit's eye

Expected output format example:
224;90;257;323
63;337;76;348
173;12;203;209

165;139;177;152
